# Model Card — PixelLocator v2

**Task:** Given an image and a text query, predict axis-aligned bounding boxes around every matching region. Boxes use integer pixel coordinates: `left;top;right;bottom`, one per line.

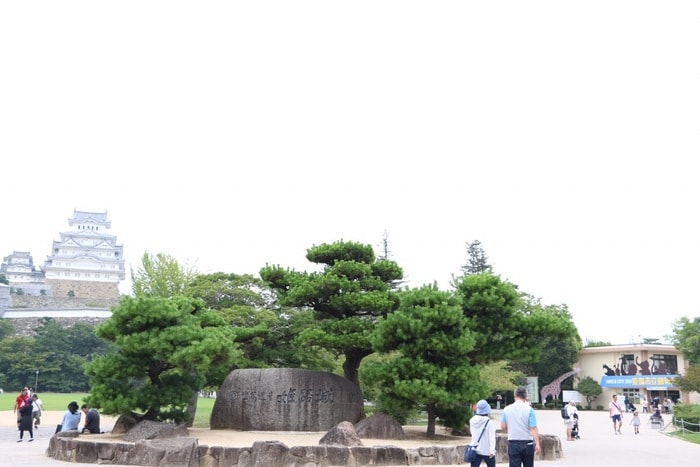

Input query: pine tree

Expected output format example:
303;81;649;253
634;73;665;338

460;240;491;274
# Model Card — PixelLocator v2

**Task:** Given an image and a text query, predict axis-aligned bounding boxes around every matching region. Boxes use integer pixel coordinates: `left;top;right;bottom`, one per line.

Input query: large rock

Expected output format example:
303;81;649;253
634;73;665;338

122;420;190;442
210;368;364;431
319;421;363;446
111;413;139;435
355;412;405;439
495;433;562;463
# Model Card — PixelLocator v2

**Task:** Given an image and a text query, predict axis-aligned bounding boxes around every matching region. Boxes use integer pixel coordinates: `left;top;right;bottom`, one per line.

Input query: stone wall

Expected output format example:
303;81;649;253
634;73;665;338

45;278;120;300
46;433;564;466
5;282;51;296
10;316;109;337
47;435;467;466
0;284;10;310
2;292;119;337
11;294;120;309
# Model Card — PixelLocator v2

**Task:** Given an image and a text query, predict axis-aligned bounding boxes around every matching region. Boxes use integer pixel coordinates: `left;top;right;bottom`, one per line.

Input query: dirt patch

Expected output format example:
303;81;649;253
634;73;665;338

1;411;467;450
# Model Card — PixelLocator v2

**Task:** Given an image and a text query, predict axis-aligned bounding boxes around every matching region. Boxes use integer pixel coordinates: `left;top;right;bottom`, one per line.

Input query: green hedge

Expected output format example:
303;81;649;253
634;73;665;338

673;404;700;432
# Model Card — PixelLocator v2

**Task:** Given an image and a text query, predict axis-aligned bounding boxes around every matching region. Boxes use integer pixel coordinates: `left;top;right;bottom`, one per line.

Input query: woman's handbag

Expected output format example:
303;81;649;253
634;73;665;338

464;420;489;462
464;444;479;462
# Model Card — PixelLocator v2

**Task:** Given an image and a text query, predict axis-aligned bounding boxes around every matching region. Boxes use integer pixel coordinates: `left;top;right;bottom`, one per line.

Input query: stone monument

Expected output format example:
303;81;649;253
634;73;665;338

210;368;364;431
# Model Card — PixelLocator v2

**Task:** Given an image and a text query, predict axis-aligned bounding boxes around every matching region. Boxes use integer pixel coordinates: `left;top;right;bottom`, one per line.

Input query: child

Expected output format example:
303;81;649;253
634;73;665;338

630;410;641;434
32;393;43;429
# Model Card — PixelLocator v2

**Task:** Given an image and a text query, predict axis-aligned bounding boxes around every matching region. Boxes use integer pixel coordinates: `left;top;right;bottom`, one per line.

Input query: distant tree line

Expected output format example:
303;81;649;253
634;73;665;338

0;317;111;392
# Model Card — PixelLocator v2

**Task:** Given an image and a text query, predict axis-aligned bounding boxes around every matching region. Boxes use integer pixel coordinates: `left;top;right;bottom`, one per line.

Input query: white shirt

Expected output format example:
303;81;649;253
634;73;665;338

32;398;42;413
609;399;623;416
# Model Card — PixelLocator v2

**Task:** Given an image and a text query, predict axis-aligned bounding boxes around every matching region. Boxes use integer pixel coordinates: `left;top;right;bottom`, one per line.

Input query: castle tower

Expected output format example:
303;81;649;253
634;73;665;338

43;210;125;299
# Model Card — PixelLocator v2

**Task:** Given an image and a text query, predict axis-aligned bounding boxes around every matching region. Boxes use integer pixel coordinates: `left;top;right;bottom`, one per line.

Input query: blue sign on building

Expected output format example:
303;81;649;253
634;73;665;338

600;375;678;388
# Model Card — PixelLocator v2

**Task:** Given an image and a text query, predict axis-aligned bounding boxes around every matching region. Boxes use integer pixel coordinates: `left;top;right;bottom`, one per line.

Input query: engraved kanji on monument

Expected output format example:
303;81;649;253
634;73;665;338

210;368;364;431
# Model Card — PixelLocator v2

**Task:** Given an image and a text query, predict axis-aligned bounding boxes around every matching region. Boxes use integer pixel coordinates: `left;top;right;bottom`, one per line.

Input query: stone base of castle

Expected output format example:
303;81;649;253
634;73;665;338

44;279;121;300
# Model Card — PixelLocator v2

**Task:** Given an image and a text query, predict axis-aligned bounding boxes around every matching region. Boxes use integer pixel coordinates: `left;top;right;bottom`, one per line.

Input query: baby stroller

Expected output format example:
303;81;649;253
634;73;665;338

570;413;580;440
649;408;664;429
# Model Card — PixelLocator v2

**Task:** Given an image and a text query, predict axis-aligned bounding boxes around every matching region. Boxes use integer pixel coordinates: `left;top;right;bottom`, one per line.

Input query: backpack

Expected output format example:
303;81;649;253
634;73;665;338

561;406;570;419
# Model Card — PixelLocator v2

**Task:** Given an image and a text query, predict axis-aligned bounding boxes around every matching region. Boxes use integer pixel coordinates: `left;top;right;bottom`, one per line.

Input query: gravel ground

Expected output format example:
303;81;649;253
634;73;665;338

1;408;698;466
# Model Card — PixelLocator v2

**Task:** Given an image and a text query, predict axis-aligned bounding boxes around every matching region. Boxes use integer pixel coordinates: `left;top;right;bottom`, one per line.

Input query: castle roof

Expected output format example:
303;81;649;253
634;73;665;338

69;210;111;229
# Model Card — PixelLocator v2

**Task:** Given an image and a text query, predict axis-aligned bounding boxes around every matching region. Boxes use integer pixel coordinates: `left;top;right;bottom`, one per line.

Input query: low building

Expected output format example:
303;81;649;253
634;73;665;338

0;251;44;289
574;343;699;408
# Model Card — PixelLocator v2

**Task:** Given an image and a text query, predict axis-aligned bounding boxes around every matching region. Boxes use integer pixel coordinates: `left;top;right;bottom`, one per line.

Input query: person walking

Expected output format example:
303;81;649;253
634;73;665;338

564;400;578;441
630;410;641;434
469;399;497;466
609;394;624;434
663;398;674;414
13;387;30;428
500;387;541;467
31;393;43;429
17;402;34;442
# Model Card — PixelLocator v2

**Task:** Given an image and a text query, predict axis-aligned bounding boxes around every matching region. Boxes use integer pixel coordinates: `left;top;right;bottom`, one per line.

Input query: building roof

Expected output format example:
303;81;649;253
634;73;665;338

69;210;111;229
580;344;678;354
72;210;108;221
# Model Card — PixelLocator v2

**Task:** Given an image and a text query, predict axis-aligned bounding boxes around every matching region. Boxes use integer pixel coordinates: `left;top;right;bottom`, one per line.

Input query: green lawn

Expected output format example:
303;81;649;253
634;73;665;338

669;429;700;444
1;391;89;412
1;392;216;428
193;397;215;427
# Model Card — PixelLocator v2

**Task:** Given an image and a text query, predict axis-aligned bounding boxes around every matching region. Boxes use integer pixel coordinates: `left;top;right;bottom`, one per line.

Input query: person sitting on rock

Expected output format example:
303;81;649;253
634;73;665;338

58;401;81;432
81;404;101;434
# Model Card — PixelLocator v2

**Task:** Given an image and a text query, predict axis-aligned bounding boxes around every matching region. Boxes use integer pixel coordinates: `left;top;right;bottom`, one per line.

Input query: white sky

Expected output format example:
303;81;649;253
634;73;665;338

2;2;699;346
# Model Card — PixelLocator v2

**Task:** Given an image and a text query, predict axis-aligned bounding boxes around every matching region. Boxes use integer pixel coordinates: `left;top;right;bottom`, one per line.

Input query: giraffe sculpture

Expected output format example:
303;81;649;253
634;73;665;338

540;369;581;404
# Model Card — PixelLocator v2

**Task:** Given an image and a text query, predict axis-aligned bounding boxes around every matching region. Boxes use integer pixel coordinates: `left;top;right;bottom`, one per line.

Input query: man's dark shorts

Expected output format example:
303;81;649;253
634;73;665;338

612;414;621;422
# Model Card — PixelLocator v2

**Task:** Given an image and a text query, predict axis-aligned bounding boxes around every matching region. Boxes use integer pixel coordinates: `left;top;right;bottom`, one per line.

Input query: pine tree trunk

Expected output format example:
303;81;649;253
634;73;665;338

426;402;436;436
185;390;198;427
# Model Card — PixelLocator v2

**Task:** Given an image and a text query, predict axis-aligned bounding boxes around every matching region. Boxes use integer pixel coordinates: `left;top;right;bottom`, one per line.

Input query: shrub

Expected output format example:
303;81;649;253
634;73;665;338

673;404;700;432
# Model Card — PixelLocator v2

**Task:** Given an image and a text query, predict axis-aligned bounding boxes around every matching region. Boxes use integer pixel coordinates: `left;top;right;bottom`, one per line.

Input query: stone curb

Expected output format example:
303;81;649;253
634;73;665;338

46;432;562;466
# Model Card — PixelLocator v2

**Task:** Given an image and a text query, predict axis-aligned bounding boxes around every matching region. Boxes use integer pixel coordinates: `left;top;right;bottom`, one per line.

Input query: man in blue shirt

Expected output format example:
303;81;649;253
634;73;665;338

500;387;541;467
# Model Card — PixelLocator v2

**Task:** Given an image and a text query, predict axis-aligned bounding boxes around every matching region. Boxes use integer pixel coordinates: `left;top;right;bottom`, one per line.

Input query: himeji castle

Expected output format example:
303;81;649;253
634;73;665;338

1;210;124;328
43;209;126;300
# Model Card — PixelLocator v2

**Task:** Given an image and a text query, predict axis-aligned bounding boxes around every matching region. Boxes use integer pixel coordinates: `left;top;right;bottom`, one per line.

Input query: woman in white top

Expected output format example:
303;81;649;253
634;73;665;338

468;399;497;467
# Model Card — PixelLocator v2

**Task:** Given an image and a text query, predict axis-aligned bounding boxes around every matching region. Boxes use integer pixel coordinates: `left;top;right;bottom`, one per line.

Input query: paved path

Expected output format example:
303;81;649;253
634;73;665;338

1;408;699;466
0;411;124;467
1;423;79;466
507;408;699;467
